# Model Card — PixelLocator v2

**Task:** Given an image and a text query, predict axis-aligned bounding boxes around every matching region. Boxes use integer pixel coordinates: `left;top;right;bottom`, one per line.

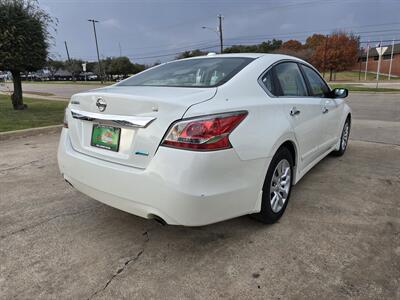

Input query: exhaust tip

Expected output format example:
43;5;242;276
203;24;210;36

148;214;166;226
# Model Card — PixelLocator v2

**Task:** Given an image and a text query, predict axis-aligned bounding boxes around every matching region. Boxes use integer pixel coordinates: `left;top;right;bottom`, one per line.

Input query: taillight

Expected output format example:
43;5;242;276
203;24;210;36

161;111;247;151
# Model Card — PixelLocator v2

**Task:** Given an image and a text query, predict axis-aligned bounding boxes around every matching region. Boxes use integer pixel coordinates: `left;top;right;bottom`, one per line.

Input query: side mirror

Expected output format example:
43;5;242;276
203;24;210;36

330;88;348;98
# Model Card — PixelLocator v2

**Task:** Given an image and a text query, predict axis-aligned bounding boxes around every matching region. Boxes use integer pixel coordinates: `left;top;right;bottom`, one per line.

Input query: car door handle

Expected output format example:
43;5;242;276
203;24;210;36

322;107;329;114
290;107;300;116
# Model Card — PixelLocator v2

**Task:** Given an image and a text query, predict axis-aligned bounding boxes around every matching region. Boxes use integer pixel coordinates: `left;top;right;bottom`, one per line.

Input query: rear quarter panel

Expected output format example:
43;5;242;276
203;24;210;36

183;56;296;162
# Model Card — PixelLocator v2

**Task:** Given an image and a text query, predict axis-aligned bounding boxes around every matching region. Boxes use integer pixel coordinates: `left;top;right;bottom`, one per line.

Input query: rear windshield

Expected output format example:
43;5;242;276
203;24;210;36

117;57;254;88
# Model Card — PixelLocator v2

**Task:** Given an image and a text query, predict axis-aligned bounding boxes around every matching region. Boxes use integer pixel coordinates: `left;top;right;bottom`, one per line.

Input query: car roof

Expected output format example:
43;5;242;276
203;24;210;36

181;53;301;62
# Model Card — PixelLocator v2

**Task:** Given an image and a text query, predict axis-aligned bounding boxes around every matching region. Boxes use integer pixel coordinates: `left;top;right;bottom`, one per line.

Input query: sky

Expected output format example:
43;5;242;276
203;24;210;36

39;0;400;64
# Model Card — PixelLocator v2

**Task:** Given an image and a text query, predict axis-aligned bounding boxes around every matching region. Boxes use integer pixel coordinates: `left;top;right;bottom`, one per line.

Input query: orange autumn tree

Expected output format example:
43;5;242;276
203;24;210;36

305;34;326;50
275;39;313;61
311;32;359;80
281;39;303;51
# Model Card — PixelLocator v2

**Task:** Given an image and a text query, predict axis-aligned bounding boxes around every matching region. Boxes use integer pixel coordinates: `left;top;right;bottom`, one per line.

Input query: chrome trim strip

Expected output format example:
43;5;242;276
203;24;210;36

70;108;156;128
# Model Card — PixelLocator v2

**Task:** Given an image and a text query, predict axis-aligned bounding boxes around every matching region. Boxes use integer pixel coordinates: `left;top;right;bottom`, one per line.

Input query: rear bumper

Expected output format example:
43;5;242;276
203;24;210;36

58;129;268;226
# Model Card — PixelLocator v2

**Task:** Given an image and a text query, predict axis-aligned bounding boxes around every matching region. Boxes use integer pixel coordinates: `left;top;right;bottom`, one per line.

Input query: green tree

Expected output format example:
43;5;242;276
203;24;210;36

132;63;145;74
85;61;97;73
223;39;282;53
0;0;55;109
94;57;111;80
305;34;326;50
65;59;83;81
46;59;64;78
109;56;135;77
176;49;207;59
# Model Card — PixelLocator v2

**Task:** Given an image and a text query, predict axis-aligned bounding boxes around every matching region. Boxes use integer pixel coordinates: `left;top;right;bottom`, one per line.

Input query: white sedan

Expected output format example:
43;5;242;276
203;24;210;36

58;53;351;226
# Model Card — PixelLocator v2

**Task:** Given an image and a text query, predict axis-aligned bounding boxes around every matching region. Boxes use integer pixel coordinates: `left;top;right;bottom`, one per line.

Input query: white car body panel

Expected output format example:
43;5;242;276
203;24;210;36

58;53;352;226
58;129;269;225
66;86;217;169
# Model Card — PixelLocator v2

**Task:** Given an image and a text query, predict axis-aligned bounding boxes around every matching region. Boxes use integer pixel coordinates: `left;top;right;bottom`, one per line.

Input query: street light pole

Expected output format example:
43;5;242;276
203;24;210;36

88;19;103;84
202;14;224;54
218;14;223;54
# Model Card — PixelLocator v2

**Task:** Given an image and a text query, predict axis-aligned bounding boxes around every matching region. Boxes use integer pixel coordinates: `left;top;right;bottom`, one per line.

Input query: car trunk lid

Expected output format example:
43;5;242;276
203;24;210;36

66;86;217;169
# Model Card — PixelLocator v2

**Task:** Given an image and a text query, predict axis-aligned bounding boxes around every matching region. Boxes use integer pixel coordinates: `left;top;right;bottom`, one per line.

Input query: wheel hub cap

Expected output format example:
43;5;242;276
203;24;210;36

270;159;291;213
342;123;349;151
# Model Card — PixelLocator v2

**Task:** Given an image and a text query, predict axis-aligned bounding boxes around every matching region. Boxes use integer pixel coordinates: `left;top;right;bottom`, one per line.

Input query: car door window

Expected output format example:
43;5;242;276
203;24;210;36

274;62;307;97
301;65;330;97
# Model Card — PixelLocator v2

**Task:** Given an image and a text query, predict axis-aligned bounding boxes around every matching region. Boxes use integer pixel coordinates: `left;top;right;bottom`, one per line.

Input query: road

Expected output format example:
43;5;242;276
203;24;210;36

0;93;399;299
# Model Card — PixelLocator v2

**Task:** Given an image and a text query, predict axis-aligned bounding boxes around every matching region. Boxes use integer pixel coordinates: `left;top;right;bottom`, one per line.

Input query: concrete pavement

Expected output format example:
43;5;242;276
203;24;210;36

0;93;399;299
346;93;400;145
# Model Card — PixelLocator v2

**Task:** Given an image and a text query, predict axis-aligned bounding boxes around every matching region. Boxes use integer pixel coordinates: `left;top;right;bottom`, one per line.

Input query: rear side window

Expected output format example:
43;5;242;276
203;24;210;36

118;57;254;88
301;65;330;97
261;70;275;94
274;62;307;96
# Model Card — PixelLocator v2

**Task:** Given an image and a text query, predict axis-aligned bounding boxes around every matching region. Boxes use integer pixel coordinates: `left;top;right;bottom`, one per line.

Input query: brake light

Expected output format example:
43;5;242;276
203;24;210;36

161;111;247;151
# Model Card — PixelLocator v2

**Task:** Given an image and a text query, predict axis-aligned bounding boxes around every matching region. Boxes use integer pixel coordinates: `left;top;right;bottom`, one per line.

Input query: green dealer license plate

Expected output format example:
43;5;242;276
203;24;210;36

91;124;121;152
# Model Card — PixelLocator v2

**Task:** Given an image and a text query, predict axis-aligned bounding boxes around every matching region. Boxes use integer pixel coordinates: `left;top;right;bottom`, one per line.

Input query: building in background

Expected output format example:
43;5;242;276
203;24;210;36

358;43;400;77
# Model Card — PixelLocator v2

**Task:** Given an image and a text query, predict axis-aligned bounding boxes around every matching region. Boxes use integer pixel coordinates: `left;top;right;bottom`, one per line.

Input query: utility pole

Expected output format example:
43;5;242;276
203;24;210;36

118;42;122;57
64;41;71;62
217;14;224;54
64;41;75;81
202;14;224;54
88;19;103;84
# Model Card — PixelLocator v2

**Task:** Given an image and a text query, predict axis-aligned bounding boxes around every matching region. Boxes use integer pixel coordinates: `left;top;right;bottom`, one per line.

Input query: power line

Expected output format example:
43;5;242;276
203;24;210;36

122;40;219;57
224;27;400;43
65;18;400;62
98;27;400;60
112;22;400;58
126;45;220;60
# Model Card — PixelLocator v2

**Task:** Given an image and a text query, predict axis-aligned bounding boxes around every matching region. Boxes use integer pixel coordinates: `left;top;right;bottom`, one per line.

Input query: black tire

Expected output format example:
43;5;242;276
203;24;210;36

253;147;294;224
332;117;351;157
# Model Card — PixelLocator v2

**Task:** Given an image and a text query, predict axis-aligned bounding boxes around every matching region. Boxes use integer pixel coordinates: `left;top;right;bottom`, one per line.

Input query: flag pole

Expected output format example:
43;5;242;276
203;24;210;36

364;42;369;81
388;39;394;80
376;41;382;89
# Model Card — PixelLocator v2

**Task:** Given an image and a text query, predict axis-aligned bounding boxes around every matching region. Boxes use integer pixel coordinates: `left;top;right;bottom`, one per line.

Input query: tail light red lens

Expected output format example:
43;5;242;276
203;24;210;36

161;111;247;151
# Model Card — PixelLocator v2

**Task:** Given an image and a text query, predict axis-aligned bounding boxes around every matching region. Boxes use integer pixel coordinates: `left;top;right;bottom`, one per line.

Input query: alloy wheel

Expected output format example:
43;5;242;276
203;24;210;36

270;159;291;213
342;123;349;151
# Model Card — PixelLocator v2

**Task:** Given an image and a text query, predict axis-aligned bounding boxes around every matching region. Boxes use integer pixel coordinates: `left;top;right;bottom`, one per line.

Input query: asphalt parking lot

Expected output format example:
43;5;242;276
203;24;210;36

0;93;399;299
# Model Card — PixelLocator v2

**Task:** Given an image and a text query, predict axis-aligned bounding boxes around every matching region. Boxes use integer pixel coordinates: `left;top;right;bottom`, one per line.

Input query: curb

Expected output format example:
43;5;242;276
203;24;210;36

349;91;400;94
0;125;63;141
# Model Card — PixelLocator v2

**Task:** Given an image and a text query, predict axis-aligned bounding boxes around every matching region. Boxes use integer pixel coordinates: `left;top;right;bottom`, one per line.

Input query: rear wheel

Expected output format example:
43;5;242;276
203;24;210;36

253;147;293;224
332;117;350;156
